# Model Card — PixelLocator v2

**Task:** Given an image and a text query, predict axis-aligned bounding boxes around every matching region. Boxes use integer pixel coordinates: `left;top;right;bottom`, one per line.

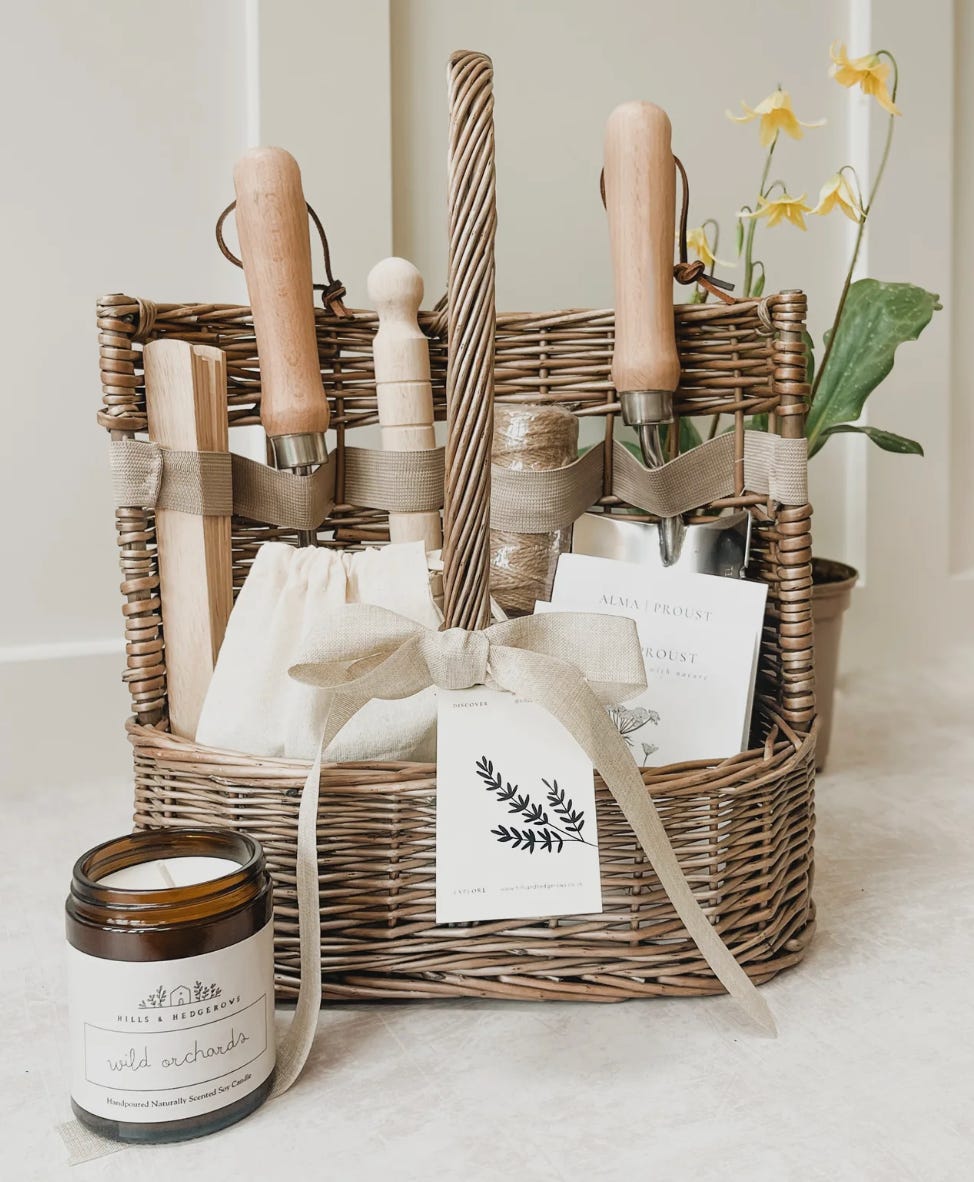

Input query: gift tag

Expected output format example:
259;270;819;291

435;688;603;924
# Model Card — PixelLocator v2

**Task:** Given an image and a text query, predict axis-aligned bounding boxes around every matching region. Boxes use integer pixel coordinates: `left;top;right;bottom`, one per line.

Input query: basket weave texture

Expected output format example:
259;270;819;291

97;51;815;1001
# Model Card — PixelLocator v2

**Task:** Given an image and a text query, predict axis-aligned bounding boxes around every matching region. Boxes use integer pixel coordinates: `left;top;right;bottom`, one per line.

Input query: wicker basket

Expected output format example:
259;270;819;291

96;51;815;1002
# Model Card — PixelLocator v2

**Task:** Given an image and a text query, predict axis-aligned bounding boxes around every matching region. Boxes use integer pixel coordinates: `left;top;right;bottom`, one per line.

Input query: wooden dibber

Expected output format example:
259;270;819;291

144;340;233;738
233;146;330;545
367;257;443;553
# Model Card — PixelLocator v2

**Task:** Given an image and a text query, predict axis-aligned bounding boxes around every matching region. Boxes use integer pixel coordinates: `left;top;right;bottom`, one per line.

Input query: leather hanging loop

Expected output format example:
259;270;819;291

600;155;736;305
672;155;736;304
215;200;349;318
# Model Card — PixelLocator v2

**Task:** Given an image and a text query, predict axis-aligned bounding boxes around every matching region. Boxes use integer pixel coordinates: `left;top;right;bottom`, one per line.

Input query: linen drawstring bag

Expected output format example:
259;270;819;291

195;540;441;761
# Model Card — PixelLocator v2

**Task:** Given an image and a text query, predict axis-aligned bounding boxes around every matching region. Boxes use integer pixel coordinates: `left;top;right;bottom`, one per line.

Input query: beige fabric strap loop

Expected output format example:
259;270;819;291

487;433;808;533
231;453;336;529
612;434;808;512
111;438;234;516
343;446;446;514
110;437;164;510
611;437;738;517
490;446;604;533
110;433;806;534
743;433;808;505
162;449;233;515
110;440;447;528
291;604;777;1038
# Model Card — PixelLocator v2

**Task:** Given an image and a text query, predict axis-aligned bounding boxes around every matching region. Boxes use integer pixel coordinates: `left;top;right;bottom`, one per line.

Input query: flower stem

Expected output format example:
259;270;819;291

743;134;777;297
809;52;900;443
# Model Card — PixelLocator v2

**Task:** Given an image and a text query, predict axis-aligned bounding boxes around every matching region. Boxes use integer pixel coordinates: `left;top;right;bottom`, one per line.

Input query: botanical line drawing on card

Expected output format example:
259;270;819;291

474;756;595;855
606;704;660;766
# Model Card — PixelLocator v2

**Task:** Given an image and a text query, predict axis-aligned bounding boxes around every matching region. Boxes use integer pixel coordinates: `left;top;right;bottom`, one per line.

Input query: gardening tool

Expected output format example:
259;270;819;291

233;146;330;546
144;339;233;738
572;101;750;577
197;156;441;760
367;257;442;553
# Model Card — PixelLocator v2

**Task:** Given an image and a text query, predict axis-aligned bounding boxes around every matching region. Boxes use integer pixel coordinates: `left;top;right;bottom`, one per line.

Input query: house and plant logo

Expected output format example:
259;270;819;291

138;980;223;1010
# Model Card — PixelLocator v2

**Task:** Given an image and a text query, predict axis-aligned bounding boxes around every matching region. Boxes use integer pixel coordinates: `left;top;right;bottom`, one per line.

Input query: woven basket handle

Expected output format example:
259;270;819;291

441;50;496;630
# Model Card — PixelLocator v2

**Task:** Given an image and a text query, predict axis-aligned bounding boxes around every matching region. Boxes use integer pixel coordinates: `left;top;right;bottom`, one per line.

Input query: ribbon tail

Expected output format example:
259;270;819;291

270;739;324;1095
271;685;376;1096
598;746;777;1036
519;667;776;1036
57;1119;123;1165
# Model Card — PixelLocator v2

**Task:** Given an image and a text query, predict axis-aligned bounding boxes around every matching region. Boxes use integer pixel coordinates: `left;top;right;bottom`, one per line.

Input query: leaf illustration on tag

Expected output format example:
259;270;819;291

476;757;594;854
491;825;565;854
544;779;586;840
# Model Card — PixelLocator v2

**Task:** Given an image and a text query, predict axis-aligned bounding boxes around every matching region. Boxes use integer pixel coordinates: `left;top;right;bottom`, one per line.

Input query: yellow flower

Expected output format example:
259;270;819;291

829;43;901;115
811;173;863;222
727;88;825;147
685;226;716;267
683;226;719;267
740;193;813;230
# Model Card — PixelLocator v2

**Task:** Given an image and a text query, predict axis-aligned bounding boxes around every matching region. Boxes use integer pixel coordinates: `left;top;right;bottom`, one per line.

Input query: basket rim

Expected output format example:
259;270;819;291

125;715;816;794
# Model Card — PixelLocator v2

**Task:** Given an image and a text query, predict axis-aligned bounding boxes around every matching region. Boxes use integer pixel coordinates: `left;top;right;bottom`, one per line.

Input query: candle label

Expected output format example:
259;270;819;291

67;921;275;1123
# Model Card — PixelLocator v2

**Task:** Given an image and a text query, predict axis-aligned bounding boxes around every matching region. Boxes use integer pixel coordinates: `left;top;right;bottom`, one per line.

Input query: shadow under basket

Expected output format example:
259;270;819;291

100;50;816;1003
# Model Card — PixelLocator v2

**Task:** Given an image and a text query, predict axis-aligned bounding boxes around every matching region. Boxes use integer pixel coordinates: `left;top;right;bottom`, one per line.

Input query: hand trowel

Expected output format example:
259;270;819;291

234;146;330;546
572;101;750;578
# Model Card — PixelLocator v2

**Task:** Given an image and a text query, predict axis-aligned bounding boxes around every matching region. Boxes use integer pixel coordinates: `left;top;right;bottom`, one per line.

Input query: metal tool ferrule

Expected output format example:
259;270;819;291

269;432;329;470
619;389;674;427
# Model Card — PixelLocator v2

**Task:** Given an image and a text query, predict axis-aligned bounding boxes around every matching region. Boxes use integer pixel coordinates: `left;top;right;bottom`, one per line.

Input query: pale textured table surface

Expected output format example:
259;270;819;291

4;662;972;1181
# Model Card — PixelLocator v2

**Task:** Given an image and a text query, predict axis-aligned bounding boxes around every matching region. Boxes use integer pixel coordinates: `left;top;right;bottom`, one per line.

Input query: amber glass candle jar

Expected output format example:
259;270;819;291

66;828;276;1143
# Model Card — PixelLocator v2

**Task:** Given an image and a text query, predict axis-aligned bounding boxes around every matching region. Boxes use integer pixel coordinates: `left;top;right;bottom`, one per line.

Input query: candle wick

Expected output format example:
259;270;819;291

158;861;178;889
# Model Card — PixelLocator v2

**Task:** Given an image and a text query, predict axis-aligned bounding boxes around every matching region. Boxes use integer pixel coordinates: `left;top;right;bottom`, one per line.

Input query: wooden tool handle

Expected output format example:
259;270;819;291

144;340;233;739
233;146;329;441
604;101;680;398
367;257;442;552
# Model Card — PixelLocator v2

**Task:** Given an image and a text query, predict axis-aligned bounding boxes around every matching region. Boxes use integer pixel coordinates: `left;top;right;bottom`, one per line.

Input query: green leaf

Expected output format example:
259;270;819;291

736;217;744;256
813;423;924;456
677;417;704;453
751;270;766;297
807;279;941;453
746;413;769;432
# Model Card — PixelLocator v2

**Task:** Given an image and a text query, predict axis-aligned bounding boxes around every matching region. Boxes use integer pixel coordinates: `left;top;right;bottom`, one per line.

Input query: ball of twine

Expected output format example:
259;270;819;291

489;404;579;615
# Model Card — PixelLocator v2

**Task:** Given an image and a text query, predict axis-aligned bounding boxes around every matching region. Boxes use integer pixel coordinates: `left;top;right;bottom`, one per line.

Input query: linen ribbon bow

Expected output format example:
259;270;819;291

59;605;775;1163
272;605;775;1097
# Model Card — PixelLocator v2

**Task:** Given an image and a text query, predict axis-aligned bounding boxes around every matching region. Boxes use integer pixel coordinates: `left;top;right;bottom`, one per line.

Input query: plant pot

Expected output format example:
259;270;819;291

811;557;858;772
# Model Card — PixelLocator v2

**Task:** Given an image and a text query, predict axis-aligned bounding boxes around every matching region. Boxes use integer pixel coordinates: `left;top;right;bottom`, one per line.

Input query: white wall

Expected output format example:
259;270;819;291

952;0;974;580
0;0;247;655
0;0;250;785
0;0;968;785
